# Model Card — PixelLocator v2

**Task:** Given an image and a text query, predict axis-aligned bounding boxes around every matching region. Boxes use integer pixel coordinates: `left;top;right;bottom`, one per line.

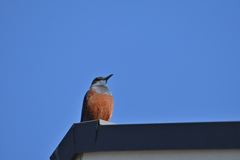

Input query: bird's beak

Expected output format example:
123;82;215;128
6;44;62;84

105;74;113;81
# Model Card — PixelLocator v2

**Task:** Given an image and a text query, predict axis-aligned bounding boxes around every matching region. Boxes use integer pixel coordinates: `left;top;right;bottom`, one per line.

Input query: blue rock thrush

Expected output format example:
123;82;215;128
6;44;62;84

81;74;114;122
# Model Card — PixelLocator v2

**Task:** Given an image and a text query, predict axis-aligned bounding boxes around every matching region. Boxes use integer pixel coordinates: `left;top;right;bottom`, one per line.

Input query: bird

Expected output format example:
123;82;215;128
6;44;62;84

81;74;114;122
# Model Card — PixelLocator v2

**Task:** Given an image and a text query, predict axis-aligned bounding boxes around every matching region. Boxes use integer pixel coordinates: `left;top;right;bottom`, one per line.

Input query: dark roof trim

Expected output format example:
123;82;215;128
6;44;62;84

50;120;240;160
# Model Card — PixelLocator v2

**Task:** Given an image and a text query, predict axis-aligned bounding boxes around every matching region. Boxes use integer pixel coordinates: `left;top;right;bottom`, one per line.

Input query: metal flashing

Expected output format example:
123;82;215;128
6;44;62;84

50;121;240;160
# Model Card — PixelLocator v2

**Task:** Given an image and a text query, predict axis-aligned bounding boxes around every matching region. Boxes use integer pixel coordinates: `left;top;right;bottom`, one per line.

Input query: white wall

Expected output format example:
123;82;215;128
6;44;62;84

75;149;240;160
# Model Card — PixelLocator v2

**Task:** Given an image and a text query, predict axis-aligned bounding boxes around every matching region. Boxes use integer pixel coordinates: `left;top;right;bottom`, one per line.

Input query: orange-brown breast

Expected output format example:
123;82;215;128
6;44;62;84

84;88;114;121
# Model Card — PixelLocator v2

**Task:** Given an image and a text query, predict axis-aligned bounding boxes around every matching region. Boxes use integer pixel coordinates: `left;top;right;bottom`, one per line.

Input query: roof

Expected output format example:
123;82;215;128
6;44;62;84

50;120;240;160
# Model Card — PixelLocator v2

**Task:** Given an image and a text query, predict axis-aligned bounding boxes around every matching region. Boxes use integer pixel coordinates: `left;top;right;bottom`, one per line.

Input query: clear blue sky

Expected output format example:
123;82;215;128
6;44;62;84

0;1;239;159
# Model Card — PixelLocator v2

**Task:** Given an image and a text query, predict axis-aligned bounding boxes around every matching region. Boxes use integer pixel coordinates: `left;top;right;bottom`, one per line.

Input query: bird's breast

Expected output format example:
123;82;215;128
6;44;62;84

85;88;113;121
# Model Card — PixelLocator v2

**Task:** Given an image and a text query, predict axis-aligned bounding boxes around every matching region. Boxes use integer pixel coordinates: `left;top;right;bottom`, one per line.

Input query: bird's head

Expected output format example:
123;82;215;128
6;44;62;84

91;74;113;87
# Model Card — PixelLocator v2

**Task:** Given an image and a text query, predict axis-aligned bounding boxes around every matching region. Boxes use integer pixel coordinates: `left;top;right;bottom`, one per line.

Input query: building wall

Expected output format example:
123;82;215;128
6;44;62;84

75;149;240;160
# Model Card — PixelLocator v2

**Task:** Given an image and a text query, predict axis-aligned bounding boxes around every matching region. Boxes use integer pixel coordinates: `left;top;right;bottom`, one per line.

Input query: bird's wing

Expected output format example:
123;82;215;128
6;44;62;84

81;91;89;122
